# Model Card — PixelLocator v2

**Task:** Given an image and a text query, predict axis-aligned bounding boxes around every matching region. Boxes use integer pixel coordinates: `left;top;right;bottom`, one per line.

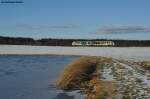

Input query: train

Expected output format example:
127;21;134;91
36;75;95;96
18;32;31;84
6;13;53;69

72;41;115;46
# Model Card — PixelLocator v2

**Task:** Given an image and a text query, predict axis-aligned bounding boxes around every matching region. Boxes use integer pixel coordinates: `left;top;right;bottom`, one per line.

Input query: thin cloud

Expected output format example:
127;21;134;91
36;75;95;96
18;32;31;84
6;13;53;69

16;24;80;30
95;26;150;34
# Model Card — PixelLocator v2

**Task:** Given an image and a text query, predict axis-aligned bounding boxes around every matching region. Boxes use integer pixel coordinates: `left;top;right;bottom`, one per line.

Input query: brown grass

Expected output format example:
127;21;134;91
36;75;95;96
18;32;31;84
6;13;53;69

85;77;115;99
93;81;114;99
56;56;100;90
56;56;114;99
140;61;150;70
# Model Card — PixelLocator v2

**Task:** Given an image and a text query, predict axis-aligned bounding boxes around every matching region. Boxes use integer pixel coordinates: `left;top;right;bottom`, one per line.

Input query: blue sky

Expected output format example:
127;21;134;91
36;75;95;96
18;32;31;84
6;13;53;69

0;0;150;39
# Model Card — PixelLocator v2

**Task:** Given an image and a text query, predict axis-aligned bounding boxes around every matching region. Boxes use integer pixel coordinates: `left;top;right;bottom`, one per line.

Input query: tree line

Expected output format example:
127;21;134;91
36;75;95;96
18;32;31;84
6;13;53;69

0;36;150;47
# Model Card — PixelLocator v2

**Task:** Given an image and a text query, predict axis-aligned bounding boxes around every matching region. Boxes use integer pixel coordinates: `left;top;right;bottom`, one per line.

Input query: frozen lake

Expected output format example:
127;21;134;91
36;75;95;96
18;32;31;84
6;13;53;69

0;45;150;60
0;55;83;99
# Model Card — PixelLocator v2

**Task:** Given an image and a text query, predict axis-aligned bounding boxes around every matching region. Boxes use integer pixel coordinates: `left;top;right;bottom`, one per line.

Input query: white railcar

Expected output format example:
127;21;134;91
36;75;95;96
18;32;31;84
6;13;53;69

72;41;115;46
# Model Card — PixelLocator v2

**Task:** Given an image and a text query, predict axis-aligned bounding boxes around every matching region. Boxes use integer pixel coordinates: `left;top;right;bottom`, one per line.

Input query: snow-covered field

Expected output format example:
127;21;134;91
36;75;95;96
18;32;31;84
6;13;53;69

0;45;150;60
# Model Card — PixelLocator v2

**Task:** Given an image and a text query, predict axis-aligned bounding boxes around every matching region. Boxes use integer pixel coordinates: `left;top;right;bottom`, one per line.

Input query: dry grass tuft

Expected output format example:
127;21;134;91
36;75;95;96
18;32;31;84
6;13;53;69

56;56;114;99
56;56;99;90
140;61;150;70
85;77;114;99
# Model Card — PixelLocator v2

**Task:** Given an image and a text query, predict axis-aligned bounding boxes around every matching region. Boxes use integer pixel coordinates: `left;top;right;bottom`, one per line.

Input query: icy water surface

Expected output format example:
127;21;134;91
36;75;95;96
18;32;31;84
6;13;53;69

0;55;83;99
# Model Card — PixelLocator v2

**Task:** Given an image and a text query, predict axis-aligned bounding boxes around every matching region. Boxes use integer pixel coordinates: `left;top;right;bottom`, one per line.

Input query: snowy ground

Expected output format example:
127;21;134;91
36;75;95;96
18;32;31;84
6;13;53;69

0;45;150;60
98;60;150;99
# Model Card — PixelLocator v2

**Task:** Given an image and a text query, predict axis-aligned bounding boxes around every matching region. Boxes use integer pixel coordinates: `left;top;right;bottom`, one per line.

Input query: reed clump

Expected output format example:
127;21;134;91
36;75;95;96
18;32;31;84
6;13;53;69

56;56;100;90
141;61;150;70
56;56;114;99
